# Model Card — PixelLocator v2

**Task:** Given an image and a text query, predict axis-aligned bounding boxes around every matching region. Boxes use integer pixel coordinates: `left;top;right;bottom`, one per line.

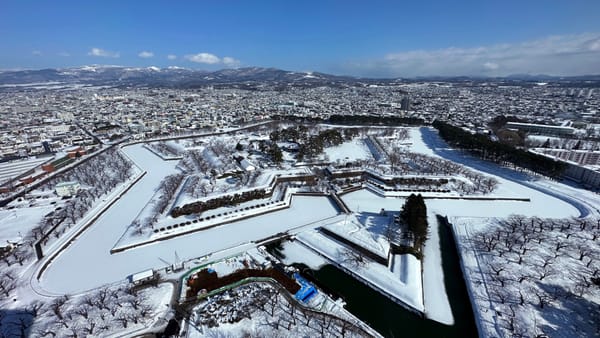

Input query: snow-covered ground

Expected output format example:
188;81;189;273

278;240;329;270
0;204;55;243
324;138;373;162
422;210;453;325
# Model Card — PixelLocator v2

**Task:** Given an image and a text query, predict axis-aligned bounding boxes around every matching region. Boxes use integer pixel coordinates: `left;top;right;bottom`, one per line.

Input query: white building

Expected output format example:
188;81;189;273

55;181;80;197
130;269;156;285
564;164;600;189
535;149;600;166
506;122;575;136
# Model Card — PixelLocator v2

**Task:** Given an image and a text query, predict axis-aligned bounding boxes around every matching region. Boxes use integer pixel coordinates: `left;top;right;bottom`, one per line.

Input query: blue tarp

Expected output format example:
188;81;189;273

294;273;318;302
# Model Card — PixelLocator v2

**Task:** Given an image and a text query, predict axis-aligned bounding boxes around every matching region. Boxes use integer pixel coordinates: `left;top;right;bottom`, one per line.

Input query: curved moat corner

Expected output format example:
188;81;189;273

270;216;478;338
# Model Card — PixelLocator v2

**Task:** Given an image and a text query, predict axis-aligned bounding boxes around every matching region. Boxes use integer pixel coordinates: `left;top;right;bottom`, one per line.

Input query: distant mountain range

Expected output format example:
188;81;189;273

0;65;599;89
0;66;363;89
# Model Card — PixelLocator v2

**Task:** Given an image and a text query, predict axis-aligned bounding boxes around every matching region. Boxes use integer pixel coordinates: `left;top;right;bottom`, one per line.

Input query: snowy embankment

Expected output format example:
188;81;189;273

422;210;454;325
322;217;390;259
364;180;529;200
450;219;498;337
297;229;424;314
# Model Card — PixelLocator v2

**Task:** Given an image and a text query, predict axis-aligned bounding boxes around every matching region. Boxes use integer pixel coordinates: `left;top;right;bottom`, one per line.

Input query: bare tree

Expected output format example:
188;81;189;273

337;247;366;267
577;243;592;261
264;289;280;317
50;296;69;320
74;304;90;319
128;297;142;310
490;264;504;276
0;276;17;298
26;300;45;317
114;314;129;328
139;304;153;318
82;320;96;335
533;290;551;309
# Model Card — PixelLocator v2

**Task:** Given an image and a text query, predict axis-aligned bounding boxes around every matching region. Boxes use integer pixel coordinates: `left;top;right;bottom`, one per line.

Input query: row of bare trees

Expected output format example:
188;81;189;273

471;215;600;337
148;141;182;158
35;149;133;247
132;173;185;236
0;148;134;279
339;147;497;195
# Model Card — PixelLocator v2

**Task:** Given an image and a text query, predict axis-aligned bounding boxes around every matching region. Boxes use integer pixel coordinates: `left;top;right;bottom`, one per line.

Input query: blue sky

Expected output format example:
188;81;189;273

1;1;599;77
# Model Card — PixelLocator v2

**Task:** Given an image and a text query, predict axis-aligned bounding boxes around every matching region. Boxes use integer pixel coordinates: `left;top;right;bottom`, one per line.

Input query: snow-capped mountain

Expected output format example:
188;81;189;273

0;66;359;88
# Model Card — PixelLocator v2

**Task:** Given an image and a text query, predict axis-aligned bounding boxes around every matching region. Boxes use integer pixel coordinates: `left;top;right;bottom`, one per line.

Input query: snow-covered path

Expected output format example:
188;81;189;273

38;144;339;294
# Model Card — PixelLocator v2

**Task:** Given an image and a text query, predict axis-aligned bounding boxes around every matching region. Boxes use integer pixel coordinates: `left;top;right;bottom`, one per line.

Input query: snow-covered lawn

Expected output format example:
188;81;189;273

0;204;55;243
324;138;373;162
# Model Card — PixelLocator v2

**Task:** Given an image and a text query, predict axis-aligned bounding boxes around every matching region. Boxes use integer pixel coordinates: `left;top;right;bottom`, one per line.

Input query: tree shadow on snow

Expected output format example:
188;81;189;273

0;308;37;337
355;211;397;238
535;283;599;337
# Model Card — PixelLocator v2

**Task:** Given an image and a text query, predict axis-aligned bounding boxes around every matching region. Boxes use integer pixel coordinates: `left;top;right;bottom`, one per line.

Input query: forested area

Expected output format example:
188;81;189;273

328;114;425;126
269;126;356;161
